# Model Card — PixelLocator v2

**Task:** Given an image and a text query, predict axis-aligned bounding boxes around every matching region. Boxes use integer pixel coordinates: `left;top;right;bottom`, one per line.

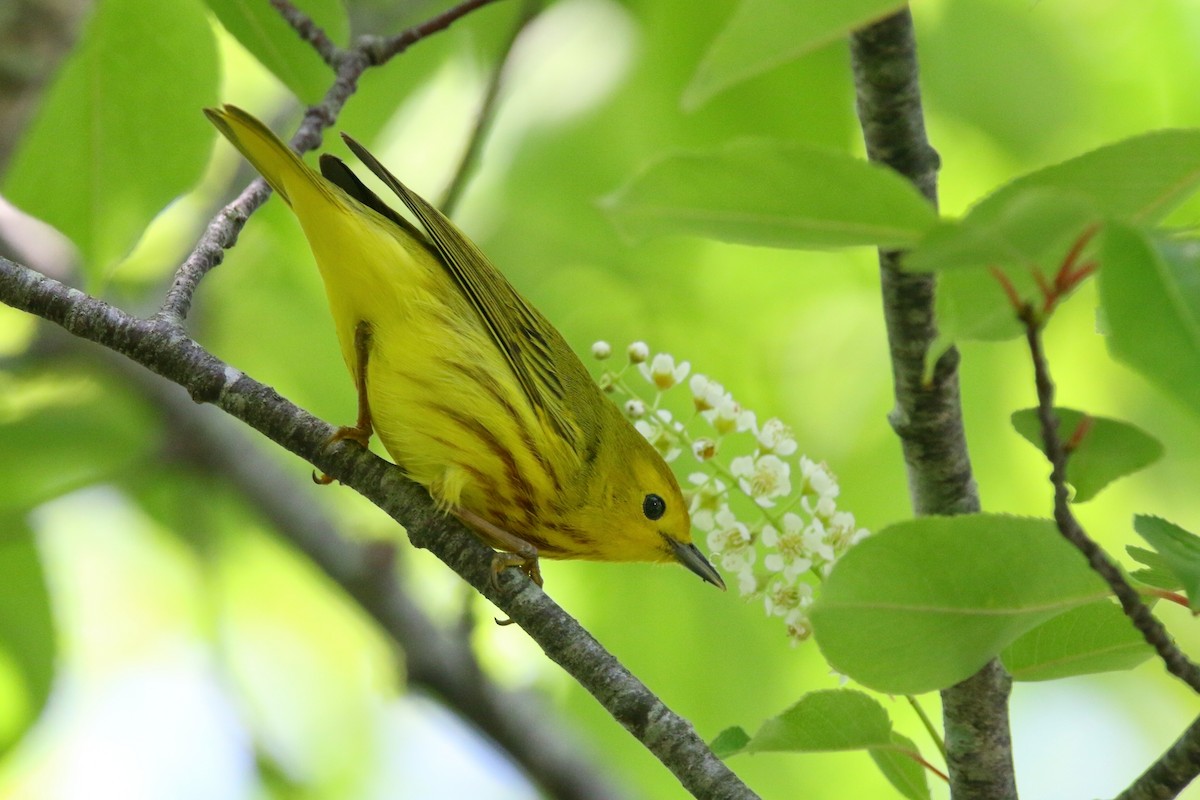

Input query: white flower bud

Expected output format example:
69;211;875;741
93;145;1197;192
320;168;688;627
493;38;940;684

627;341;650;363
591;340;612;360
639;353;690;390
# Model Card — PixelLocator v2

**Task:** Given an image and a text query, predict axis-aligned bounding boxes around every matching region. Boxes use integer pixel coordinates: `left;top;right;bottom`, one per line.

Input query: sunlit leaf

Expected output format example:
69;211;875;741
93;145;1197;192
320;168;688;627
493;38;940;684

1010;408;1163;502
1000;600;1151;681
1099;225;1200;420
1134;515;1200;611
812;514;1110;694
602;139;937;249
682;0;905;111
3;0;219;279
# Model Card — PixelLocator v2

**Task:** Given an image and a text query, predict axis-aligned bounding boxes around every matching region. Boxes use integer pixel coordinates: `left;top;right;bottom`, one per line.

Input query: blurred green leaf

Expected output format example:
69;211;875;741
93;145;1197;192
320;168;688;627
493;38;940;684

906;188;1100;273
203;0;348;103
2;0;219;279
869;732;930;800
0;373;160;513
1099;226;1200;420
916;130;1200;358
1010;408;1163;502
1000;600;1151;681
602;139;937;249
0;519;55;755
968;129;1200;226
710;726;751;758
812;514;1111;694
682;0;905;111
1134;515;1200;611
746;689;892;753
918;0;1077;156
912;191;1096;361
926;268;1025;360
1126;545;1184;591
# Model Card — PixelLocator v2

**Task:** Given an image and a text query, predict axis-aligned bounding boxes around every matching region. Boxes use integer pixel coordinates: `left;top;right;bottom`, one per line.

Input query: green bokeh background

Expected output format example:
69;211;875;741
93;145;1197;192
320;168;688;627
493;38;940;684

3;0;1200;797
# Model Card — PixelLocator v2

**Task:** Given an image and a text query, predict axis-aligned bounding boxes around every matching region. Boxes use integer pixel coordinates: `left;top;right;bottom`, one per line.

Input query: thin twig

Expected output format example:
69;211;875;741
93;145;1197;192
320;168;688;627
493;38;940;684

157;0;490;324
0;255;760;800
440;0;540;215
156;181;267;324
908;752;949;784
1020;309;1200;694
905;694;947;762
269;0;342;66
362;0;507;66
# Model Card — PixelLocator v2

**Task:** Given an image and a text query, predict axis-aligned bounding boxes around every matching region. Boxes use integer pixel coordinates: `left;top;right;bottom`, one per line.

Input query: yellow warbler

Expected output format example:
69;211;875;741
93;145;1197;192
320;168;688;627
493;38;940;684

205;105;724;590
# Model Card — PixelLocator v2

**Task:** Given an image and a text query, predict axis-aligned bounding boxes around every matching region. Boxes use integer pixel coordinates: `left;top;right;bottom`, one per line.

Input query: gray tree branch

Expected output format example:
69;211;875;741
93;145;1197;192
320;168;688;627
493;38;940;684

1118;715;1200;800
0;1;759;796
849;9;1016;800
0;256;759;800
31;327;625;800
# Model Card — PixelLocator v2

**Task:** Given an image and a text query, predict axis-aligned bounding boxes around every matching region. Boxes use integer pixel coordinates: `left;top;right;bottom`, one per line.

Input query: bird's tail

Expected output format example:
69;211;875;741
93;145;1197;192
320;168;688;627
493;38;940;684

204;104;320;207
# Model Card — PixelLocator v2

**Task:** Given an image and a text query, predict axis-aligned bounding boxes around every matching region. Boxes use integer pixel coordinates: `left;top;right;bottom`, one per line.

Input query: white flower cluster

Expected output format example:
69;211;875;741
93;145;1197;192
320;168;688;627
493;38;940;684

593;341;869;645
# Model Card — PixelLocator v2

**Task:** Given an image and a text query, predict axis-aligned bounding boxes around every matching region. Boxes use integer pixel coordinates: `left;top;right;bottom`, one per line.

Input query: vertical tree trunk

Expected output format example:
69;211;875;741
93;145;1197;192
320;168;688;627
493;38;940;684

848;9;1018;800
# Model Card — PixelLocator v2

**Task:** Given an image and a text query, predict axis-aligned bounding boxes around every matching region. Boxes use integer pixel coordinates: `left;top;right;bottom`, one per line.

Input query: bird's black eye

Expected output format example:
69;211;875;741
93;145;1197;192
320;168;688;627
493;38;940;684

643;493;666;521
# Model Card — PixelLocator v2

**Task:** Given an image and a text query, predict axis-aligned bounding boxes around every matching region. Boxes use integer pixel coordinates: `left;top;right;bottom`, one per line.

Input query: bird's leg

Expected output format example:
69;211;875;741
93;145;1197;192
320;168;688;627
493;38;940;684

454;507;543;589
315;321;375;485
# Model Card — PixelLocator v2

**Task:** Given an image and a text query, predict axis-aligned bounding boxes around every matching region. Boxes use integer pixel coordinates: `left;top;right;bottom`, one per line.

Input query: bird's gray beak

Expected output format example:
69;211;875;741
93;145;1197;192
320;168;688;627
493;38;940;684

670;540;726;590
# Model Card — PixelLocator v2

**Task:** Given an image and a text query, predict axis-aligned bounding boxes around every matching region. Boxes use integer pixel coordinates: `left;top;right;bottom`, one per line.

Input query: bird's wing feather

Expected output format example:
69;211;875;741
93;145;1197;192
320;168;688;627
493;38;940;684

339;134;581;448
319;154;429;243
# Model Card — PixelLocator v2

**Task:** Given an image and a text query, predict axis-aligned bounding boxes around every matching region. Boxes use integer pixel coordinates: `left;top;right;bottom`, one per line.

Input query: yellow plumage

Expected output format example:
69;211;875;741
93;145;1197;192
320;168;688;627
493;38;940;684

205;105;723;589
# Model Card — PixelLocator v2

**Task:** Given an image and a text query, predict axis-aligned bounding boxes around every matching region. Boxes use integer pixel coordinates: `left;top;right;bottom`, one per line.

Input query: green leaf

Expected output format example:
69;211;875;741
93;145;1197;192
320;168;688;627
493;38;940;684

924;268;1025;362
967;129;1200;227
3;0;219;279
0;373;159;513
1000;600;1151;681
1134;516;1200;611
912;130;1200;355
1010;408;1164;502
870;732;931;800
602;139;938;249
710;726;751;758
1126;545;1184;592
746;689;892;753
0;519;56;755
1098;225;1200;420
906;188;1101;273
203;0;348;104
738;690;931;799
682;0;905;111
811;514;1111;694
912;192;1095;361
